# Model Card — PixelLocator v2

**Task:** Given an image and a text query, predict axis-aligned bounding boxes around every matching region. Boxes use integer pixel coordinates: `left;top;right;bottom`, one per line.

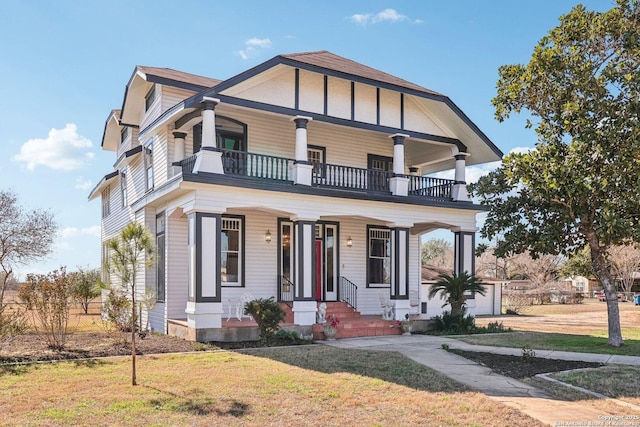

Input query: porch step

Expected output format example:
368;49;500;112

312;315;401;340
320;301;360;319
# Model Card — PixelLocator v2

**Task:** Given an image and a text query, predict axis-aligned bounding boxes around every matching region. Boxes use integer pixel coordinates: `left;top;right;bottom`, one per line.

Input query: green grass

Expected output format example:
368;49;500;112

0;347;543;426
456;331;640;356
552;366;640;406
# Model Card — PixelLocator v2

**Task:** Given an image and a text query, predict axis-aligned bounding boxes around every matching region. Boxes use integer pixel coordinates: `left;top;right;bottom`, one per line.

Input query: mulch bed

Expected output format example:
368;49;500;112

449;349;604;379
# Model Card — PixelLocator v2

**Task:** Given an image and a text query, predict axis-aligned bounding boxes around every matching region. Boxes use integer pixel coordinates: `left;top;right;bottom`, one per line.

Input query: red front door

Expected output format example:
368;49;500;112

315;240;322;300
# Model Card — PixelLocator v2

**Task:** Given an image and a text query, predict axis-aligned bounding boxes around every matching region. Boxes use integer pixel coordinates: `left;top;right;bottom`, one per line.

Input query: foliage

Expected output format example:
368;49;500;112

69;266;102;314
104;222;155;386
244;297;285;343
559;246;594;279
0;304;26;349
469;1;640;347
0;189;57;305
430;309;476;334
421;238;453;267
428;272;487;317
273;329;302;342
326;314;340;328
18;267;73;350
102;288;131;336
609;244;640;299
521;346;536;362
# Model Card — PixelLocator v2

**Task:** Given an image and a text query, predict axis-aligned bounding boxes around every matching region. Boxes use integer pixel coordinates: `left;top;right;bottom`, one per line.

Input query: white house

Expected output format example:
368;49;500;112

89;51;502;341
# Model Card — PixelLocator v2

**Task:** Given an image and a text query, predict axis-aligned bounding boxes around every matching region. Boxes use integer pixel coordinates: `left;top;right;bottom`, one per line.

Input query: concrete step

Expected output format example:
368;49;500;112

312;315;401;340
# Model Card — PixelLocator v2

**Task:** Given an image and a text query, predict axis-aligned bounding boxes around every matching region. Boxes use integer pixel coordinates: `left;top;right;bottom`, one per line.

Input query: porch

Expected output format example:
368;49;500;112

174;149;455;202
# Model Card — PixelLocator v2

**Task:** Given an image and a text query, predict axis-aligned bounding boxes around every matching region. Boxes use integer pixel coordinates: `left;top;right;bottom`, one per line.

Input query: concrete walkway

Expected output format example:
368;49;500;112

320;335;640;426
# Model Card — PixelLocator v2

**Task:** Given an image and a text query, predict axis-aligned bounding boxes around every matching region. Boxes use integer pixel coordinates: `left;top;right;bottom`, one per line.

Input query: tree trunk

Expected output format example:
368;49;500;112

587;233;624;347
131;286;137;386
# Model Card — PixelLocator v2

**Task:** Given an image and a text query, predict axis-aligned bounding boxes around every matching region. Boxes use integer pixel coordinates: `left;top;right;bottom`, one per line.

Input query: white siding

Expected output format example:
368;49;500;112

379;88;401;128
354;82;377;124
166;211;189;321
298;70;324;114
326;76;351;120
229;67;296;109
404;95;447;137
161;86;197;113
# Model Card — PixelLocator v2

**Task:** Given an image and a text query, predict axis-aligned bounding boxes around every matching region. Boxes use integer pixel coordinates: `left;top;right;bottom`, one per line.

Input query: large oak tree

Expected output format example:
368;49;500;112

470;0;639;346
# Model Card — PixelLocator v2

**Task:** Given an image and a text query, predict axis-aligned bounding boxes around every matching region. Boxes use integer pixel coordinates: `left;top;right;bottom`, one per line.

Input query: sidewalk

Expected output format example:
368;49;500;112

320;334;640;425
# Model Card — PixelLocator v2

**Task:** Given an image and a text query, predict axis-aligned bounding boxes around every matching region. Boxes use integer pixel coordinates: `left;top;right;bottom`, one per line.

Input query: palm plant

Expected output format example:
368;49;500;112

428;272;487;317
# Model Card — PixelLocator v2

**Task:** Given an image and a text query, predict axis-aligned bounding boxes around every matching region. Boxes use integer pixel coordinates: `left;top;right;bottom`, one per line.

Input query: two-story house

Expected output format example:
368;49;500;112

89;51;502;341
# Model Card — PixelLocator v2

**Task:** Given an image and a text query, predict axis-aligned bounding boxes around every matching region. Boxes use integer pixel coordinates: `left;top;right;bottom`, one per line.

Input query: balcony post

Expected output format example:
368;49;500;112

172;131;187;176
193;97;224;174
290;116;313;186
291;216;318;327
389;226;411;320
453;227;477;316
389;133;410;196
452;153;470;201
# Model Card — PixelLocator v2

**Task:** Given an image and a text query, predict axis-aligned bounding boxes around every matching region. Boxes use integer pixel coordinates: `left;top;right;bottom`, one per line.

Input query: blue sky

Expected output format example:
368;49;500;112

0;0;609;278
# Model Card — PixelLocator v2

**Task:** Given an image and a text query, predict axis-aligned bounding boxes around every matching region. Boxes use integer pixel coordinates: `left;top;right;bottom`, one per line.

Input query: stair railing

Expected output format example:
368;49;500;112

278;275;294;308
338;276;358;311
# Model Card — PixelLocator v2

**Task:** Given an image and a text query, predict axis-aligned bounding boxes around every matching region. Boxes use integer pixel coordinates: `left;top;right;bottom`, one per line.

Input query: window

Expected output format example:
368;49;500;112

120;127;129;145
156;213;165;302
308;145;326;178
368;227;391;287
145;85;156;111
144;145;154;191
120;171;127;207
367;154;393;191
102;186;111;218
102;244;110;283
193;124;202;153
221;216;244;287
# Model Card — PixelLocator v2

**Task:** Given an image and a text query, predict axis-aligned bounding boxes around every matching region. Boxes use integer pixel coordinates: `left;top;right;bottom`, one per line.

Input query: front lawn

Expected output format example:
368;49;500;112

0;347;542;426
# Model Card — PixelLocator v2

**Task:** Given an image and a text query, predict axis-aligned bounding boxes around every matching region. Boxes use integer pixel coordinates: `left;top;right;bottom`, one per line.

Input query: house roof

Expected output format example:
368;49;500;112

101;109;123;151
421;265;504;283
136;66;221;90
279;51;443;97
87;170;119;201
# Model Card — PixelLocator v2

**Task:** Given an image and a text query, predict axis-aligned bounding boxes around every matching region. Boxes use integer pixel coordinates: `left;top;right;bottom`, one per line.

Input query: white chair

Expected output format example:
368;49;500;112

235;292;255;321
378;291;394;320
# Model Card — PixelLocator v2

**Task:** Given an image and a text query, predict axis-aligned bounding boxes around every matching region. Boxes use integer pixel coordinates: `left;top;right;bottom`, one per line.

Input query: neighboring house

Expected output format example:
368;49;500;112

561;275;597;297
89;51;502;341
420;265;504;316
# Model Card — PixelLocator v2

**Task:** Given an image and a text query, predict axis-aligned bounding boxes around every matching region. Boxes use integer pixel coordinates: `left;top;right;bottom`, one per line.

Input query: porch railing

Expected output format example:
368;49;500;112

339;276;358;311
312;163;391;193
278;275;294;308
174;154;198;174
408;175;454;200
222;149;291;181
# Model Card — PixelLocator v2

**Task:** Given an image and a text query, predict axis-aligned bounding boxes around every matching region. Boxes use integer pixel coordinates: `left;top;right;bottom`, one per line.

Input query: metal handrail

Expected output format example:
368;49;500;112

278;275;294;308
339;276;358;310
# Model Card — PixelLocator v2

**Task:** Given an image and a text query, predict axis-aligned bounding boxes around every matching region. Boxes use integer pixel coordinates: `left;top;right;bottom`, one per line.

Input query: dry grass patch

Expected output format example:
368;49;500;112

0;347;542;426
552;366;640;406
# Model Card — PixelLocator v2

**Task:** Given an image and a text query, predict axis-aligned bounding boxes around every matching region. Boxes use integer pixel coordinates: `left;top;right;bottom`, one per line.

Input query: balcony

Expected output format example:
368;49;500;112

175;149;455;202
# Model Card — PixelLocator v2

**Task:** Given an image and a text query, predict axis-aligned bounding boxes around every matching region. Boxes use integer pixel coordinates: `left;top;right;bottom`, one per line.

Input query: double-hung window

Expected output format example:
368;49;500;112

144;144;154;191
145;85;156;111
368;227;391;287
156;213;165;302
102;187;111;218
307;145;326;179
221;216;244;287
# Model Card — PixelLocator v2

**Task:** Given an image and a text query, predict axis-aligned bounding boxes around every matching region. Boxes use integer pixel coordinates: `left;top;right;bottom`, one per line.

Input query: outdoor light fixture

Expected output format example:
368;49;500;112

346;236;353;248
265;230;272;243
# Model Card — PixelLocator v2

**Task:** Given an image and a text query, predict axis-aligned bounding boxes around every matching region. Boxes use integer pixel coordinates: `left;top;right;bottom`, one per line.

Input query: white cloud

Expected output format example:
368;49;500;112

74;176;92;191
350;8;420;26
13;123;94;171
59;226;101;239
237;38;272;60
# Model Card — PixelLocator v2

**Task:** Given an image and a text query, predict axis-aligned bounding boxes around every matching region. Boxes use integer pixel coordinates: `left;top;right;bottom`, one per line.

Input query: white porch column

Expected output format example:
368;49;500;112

452;152;471;201
290;116;314;186
389;133;410;196
292;217;317;325
390;226;411;320
184;211;224;336
453;228;476;317
172;131;186;176
193;97;224;174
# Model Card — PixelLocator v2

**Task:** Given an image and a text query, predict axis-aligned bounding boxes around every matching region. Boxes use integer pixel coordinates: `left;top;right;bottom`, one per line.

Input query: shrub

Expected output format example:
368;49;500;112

431;309;475;334
18;267;73;350
0;304;26;349
102;288;131;336
273;329;299;342
69;267;102;314
244;297;285;343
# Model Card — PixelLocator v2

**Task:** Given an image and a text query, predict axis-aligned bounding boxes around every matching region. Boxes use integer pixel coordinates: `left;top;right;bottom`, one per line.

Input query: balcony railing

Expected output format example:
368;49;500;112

408;175;454;200
174;151;456;202
222;149;291;181
312;163;392;193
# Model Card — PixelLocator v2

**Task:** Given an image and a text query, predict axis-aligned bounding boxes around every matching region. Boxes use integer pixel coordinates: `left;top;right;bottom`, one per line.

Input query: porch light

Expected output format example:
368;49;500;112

346;236;353;248
265;230;272;243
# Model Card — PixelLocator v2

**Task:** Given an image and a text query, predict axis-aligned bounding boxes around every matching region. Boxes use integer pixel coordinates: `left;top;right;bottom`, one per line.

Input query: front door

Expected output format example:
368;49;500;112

315;224;338;301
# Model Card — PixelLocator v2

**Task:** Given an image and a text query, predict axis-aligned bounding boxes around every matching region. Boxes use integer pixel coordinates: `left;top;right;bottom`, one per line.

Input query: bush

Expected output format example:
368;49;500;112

18;267;73;350
244;297;285;343
69;267;102;314
431;309;475;334
102;288;131;335
0;304;26;349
